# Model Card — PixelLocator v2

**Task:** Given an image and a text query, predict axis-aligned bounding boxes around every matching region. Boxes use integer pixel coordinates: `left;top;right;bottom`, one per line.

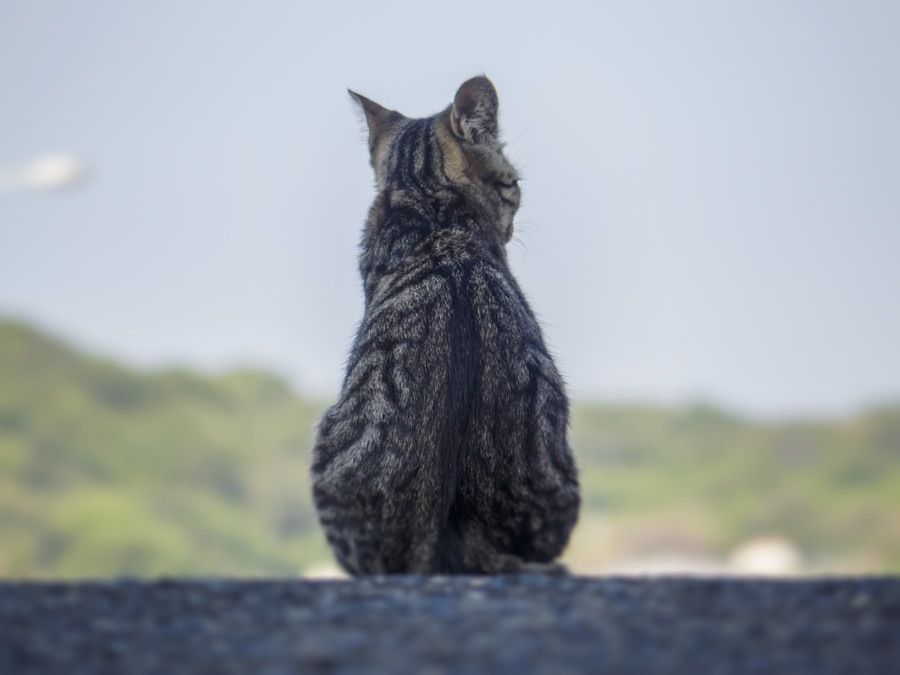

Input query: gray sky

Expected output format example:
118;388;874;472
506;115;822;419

1;1;898;418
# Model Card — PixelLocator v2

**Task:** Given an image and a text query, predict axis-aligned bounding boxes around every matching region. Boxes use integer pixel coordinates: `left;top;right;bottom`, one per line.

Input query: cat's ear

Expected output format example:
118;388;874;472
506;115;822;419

450;76;500;146
349;90;398;152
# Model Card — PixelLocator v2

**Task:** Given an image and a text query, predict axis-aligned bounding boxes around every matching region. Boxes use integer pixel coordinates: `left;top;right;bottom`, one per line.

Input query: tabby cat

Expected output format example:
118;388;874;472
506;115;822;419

311;76;580;575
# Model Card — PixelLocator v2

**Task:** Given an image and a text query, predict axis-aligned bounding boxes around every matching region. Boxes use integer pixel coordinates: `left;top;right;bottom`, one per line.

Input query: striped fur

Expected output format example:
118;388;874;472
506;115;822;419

311;76;580;575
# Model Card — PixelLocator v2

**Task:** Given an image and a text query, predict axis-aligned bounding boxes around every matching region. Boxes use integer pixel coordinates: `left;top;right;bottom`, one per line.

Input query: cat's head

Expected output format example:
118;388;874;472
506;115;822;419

349;76;521;242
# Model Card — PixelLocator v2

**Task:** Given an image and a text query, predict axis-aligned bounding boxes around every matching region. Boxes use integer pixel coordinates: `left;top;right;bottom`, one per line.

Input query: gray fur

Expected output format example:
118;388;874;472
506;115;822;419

311;76;580;575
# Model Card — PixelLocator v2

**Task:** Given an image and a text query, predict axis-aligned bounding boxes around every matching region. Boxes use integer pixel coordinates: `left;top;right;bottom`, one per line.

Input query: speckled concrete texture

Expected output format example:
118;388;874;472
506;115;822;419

2;576;898;674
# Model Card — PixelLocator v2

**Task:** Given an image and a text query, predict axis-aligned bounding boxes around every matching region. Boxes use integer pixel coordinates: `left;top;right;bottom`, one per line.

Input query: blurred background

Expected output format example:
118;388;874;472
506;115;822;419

1;1;898;578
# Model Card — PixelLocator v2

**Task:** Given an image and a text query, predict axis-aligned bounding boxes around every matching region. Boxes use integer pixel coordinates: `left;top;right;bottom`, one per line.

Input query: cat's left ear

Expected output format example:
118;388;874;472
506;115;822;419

450;76;500;146
349;90;399;153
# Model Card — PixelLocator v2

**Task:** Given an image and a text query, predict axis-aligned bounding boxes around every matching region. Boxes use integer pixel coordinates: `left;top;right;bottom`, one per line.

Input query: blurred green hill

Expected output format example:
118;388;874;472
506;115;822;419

1;318;898;578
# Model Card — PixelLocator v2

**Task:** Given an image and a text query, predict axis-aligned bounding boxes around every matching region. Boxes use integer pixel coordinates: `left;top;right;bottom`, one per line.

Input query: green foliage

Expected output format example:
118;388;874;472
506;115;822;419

0;318;898;577
568;402;900;572
0;318;328;578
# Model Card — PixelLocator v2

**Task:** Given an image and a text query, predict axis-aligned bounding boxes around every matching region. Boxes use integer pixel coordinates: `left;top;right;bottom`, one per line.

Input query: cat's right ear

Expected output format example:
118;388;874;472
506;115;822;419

348;90;397;153
450;76;500;147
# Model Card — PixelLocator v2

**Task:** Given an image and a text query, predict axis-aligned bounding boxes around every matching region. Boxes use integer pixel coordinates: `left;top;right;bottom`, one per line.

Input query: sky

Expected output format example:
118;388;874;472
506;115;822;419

1;1;898;418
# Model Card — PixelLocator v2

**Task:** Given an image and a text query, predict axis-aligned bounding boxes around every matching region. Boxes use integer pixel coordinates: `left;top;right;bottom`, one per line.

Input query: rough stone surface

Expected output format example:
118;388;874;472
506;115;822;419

1;576;898;674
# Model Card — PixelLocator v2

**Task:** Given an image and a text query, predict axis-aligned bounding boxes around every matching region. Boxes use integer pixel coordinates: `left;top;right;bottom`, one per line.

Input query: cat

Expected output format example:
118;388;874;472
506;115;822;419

311;76;580;575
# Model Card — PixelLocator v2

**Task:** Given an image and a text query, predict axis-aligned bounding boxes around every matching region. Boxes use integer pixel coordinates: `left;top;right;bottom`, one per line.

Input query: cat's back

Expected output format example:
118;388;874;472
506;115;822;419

348;223;535;443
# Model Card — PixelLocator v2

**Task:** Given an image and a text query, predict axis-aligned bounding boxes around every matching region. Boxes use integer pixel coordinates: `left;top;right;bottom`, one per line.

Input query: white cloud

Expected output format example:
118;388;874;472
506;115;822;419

0;155;87;191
